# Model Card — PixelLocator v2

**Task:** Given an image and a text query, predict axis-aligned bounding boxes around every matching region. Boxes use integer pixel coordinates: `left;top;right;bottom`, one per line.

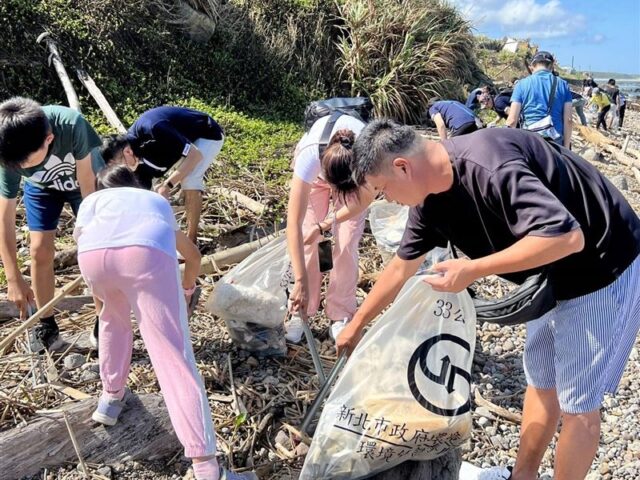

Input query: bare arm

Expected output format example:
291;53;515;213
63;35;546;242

337;254;425;355
286;176;313;313
176;230;201;289
562;102;573;149
76;154;95;198
165;145;203;187
425;229;585;293
0;197;34;318
506;102;522;128
331;186;375;226
433;113;448;140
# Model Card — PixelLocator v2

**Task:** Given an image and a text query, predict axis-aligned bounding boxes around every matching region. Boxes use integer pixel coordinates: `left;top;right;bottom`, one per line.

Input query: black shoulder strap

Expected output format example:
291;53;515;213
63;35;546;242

318;111;343;158
547;75;558;115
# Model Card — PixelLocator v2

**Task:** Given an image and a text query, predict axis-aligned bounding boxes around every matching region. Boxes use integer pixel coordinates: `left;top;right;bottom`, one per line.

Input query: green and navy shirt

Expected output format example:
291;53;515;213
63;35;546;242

0;106;101;199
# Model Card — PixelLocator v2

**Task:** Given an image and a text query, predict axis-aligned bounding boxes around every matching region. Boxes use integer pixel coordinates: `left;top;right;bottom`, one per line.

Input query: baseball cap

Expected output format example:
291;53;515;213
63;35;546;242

530;51;554;65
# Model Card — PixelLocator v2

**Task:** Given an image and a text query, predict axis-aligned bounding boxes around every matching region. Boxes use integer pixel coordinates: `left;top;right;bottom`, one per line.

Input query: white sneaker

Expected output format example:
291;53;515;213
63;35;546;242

330;317;350;341
477;466;512;480
284;314;304;343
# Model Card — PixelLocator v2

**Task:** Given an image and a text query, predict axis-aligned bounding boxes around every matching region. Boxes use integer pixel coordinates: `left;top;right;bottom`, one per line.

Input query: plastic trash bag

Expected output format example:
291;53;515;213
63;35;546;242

368;200;409;263
300;276;476;479
206;235;289;356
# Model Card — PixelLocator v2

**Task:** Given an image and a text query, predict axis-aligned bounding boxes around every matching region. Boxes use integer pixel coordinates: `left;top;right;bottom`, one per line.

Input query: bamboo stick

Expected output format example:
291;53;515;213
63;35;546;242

0;276;84;355
36;32;81;112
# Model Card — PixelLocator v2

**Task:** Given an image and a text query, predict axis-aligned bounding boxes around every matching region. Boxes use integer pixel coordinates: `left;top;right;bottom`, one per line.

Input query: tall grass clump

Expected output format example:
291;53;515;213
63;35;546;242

335;0;487;123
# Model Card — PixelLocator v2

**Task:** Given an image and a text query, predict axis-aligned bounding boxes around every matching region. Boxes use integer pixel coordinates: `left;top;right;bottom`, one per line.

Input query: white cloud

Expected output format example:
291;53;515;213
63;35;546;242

449;0;586;39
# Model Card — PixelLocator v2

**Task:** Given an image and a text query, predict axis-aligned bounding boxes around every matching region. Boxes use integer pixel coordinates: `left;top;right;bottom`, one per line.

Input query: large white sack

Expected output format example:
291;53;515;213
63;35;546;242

206;235;289;354
300;276;476;479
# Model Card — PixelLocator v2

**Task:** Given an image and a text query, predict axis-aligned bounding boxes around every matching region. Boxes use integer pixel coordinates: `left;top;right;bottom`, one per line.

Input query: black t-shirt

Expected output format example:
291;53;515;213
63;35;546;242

127;106;224;187
493;91;512;119
397;128;640;300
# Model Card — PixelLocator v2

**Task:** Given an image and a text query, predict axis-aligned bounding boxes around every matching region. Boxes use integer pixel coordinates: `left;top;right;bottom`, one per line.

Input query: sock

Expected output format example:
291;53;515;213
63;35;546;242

192;458;220;480
39;315;56;327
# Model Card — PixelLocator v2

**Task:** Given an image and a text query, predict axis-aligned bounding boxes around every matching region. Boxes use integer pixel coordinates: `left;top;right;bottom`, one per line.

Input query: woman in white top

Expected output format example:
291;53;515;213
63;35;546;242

74;164;255;480
286;115;374;343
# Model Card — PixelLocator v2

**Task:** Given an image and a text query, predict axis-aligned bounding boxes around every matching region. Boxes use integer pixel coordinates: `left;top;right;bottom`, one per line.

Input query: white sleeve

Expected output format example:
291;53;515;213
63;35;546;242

293;144;321;184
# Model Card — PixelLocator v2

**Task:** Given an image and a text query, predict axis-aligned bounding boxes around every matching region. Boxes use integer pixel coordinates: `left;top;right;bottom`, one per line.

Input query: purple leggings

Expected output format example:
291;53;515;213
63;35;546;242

78;246;216;458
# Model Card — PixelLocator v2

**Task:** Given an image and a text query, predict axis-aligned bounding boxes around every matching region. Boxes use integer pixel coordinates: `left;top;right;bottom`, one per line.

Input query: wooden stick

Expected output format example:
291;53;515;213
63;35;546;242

0;276;84;354
212;187;266;215
76;68;126;134
622;135;630;155
36;32;81;112
632;167;640;189
474;389;522;424
63;411;89;479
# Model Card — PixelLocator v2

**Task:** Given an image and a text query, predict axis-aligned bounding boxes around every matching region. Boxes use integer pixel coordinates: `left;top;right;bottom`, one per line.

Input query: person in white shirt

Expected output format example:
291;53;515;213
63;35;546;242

74;163;256;480
286;114;374;343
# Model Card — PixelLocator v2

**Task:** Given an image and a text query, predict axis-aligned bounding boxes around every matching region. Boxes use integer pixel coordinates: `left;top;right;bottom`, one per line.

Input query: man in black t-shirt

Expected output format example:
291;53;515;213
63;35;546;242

101;106;225;242
334;120;640;480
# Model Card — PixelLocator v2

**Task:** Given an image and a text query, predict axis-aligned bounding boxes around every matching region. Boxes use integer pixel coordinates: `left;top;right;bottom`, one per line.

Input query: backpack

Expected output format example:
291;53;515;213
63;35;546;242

304;97;373;156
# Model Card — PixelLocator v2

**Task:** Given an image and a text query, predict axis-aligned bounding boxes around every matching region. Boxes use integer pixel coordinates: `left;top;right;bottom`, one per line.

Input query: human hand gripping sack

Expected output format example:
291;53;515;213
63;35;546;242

288;277;309;315
422;258;478;293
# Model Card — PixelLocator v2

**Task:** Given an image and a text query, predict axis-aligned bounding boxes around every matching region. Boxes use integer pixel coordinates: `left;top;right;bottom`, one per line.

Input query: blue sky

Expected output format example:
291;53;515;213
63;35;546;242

449;0;640;75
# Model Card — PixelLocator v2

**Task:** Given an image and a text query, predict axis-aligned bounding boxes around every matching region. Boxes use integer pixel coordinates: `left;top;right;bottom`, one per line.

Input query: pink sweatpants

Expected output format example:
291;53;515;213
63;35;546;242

78;246;216;458
303;178;366;320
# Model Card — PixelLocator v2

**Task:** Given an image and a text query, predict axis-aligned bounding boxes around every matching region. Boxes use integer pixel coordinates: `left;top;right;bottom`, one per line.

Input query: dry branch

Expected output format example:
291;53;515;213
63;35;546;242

36;32;80;111
474;389;522;424
76;68;126;133
0;295;94;321
211;187;266;215
0;276;84;354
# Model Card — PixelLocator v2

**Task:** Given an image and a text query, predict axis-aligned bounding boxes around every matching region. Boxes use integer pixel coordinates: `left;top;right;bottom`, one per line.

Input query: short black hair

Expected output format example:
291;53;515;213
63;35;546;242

96;163;143;190
351;118;418;187
100;134;130;165
608;78;616;85
0;97;50;168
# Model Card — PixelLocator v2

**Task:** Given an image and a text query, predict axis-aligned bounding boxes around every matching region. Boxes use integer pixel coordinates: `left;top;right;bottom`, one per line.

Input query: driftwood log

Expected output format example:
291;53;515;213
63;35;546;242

370;449;462;480
0;393;177;480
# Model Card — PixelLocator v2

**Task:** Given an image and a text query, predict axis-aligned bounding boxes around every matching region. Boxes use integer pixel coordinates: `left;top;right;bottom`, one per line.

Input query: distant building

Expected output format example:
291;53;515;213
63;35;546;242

503;37;521;53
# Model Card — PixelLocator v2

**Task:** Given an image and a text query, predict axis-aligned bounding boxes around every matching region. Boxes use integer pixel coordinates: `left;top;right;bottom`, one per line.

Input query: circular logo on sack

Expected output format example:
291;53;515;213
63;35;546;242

407;334;471;416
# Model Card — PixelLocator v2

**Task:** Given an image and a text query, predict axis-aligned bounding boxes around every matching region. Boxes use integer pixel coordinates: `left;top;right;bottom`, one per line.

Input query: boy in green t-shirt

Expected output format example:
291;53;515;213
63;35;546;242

0;97;101;349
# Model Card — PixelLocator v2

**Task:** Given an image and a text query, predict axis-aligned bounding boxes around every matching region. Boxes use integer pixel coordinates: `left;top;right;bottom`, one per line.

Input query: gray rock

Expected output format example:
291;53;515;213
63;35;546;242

275;430;292;449
476;407;496;420
503;339;515;351
97;466;112;478
478;417;490;427
64;353;85;370
263;375;279;386
80;369;100;382
580;148;605;163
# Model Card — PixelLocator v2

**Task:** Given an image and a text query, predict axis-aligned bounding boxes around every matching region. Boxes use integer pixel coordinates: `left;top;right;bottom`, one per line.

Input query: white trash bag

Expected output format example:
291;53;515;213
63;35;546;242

300;276;476;479
368;200;409;262
206;235;289;355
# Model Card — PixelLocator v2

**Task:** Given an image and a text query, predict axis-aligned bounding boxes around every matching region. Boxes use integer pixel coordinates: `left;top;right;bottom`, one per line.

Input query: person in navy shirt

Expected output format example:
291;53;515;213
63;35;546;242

507;51;573;148
100;106;224;242
424;100;481;140
480;90;513;120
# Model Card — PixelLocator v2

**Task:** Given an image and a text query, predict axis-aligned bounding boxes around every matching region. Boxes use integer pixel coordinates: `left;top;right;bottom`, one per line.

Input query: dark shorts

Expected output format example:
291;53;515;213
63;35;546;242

23;182;82;231
450;121;478;137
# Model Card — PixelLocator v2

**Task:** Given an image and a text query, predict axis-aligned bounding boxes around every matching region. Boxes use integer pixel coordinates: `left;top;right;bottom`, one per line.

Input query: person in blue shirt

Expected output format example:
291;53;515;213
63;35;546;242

424;100;481;140
507;51;573;148
465;86;489;111
100;106;224;243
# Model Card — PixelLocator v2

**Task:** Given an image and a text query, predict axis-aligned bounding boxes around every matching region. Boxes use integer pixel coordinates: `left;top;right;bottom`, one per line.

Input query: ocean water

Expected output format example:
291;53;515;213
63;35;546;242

594;78;640;100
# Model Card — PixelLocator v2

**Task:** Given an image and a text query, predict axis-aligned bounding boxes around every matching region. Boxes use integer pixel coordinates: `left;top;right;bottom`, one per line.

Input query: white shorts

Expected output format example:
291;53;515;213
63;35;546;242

180;136;224;191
